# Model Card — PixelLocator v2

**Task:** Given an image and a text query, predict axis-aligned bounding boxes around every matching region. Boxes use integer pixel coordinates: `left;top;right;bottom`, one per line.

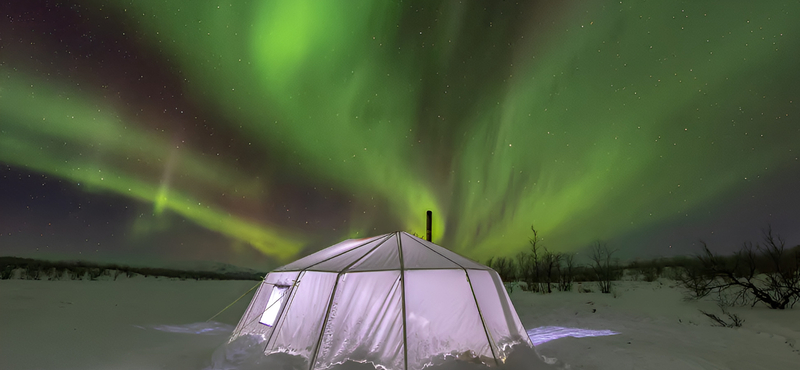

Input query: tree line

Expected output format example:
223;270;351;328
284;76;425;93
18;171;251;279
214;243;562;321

486;225;800;310
0;257;264;281
485;226;622;294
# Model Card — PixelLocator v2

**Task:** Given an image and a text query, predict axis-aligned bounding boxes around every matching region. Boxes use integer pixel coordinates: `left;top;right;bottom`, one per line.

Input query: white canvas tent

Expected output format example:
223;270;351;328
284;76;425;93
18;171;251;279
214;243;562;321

231;232;531;370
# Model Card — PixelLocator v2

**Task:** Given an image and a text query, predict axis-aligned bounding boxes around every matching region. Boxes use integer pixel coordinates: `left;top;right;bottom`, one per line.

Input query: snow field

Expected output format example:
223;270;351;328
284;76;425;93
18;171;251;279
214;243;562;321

1;278;798;370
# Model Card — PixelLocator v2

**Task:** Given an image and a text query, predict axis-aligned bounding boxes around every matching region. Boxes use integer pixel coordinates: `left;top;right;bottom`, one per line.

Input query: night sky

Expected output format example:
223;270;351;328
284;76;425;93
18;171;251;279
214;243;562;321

1;0;799;269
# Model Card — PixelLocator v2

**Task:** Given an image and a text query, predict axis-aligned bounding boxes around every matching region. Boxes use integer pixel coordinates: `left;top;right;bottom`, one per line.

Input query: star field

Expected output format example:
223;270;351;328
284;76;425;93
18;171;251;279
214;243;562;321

1;1;799;268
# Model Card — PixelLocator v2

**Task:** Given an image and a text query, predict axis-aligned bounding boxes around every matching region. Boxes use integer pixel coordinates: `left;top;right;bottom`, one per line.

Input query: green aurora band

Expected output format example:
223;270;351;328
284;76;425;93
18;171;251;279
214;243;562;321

0;73;304;260
2;0;798;261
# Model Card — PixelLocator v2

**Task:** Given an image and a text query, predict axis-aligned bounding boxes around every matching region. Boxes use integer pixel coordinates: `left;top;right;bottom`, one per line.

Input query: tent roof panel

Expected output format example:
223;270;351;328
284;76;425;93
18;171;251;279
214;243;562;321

397;233;461;270
303;235;391;272
273;232;490;272
346;237;402;271
400;232;488;270
275;235;382;272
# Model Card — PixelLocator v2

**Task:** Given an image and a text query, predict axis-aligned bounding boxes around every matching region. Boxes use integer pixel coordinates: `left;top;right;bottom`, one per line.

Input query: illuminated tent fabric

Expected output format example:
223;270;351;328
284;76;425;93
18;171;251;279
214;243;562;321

230;232;531;370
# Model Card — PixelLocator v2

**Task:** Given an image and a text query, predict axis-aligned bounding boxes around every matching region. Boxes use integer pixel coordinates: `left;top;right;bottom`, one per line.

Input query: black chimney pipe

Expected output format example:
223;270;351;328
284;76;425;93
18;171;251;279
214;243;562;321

426;210;432;242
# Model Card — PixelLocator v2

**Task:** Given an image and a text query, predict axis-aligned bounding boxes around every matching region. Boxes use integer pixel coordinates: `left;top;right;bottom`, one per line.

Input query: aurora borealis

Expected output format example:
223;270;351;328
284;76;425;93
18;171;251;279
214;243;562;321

2;1;799;268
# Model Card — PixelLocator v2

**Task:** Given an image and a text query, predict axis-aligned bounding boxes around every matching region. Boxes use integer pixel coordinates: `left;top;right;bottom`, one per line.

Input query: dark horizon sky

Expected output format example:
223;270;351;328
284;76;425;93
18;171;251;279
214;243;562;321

1;1;799;270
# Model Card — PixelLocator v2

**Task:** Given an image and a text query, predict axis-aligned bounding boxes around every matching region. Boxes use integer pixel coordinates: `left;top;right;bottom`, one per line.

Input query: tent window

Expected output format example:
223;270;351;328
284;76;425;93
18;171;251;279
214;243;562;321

259;285;288;326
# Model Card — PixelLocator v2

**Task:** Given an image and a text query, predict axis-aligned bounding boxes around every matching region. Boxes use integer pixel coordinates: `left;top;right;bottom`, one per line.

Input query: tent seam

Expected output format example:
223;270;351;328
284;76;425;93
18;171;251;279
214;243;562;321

241;282;293;334
402;232;473;270
308;234;393;370
308;274;342;370
403;232;499;364
286;235;382;272
265;271;305;353
229;280;263;341
397;232;409;370
465;269;500;365
280;266;478;273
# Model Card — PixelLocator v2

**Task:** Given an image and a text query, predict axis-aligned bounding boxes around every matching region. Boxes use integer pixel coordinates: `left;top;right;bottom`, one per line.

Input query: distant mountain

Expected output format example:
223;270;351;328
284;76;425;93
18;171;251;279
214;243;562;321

0;256;266;281
153;260;267;276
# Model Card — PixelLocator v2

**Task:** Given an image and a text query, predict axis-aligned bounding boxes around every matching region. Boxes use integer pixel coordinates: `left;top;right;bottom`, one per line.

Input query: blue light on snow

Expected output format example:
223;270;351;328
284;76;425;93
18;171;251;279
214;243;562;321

137;322;234;335
527;326;619;345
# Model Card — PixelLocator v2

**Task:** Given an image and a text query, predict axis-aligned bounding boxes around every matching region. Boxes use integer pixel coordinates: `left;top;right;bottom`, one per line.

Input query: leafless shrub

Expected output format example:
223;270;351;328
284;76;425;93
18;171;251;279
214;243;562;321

486;227;592;295
541;247;559;293
626;258;666;282
589;241;618;294
556;252;575;292
1;266;13;279
486;256;515;282
679;227;800;309
699;306;744;328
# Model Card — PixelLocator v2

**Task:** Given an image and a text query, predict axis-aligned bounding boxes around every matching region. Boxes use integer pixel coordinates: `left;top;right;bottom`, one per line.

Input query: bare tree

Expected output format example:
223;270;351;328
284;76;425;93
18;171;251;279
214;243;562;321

676;257;715;298
529;226;542;291
541;247;560;293
487;226;580;294
557;252;575;292
486;256;515;282
514;226;544;292
589;241;617;294
681;227;800;309
515;251;533;290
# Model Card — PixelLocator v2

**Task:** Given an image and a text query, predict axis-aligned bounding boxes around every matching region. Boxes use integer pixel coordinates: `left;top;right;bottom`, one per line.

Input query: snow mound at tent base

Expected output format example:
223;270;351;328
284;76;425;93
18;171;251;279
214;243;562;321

208;335;558;370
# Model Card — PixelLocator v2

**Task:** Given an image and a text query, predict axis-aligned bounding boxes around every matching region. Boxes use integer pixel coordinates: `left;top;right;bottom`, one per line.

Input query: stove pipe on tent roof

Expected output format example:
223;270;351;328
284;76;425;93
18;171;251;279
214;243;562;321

426;210;432;242
230;232;531;370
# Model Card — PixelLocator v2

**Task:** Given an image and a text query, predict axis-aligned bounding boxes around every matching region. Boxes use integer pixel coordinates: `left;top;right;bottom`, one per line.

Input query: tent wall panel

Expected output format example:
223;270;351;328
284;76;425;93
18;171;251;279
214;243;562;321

403;269;494;369
267;271;338;362
491;270;530;348
230;280;272;341
466;269;531;359
314;271;405;370
231;271;299;342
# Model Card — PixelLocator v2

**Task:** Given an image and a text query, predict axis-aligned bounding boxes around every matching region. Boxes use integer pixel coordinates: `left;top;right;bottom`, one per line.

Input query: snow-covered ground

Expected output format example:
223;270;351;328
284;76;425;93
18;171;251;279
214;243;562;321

1;277;798;370
516;281;799;369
